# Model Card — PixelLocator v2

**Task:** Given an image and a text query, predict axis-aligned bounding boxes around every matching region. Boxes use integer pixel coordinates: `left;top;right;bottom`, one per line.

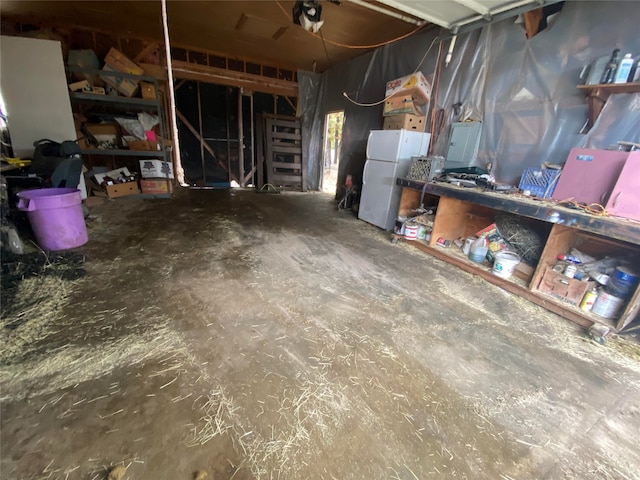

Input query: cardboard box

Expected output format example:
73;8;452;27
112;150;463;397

69;80;91;92
140;81;157;100
94;167;133;185
100;64;139;97
128;140;161;151
385;72;431;105
383;95;423;116
140;178;174;195
85;123;121;145
383;114;426;132
105;181;141;199
105;47;144;76
537;267;595;306
139;159;174;179
476;223;508;253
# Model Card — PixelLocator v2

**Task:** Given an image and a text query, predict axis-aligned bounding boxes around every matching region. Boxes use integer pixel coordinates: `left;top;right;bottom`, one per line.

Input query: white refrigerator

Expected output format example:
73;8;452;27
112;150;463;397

358;130;431;230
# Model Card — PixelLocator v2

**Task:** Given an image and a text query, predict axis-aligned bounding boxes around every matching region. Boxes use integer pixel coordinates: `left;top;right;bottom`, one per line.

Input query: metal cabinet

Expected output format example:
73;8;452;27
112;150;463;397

444;122;482;170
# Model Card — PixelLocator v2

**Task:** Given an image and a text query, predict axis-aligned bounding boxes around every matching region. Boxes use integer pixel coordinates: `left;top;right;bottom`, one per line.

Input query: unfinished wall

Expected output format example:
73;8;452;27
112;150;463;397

0;35;76;157
310;0;640;189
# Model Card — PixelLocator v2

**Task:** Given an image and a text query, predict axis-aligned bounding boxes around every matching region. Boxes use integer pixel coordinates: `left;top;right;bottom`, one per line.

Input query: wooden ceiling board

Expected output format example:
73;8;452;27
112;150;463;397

0;1;424;72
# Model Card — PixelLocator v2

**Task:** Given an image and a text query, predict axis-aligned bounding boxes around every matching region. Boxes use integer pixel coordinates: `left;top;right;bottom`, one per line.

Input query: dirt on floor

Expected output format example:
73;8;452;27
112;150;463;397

1;188;640;480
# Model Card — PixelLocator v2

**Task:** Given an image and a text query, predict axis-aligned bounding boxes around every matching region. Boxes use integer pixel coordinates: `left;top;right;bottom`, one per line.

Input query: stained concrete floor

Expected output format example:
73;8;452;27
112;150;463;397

1;188;640;480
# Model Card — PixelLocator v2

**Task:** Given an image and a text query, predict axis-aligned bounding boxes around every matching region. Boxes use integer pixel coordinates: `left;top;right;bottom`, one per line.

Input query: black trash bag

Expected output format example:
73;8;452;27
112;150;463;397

30;139;80;177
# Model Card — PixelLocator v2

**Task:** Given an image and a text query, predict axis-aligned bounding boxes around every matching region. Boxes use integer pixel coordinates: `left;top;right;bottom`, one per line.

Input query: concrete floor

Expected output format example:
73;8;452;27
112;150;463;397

1;188;640;480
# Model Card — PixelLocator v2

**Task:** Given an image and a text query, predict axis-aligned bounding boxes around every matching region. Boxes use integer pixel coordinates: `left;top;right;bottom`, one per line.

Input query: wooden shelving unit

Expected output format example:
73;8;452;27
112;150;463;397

577;82;640;130
396;179;640;332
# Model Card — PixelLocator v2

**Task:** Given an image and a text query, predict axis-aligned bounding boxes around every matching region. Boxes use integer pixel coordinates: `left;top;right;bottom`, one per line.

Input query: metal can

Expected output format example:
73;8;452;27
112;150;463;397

436;237;451;248
579;288;598;312
564;264;577;279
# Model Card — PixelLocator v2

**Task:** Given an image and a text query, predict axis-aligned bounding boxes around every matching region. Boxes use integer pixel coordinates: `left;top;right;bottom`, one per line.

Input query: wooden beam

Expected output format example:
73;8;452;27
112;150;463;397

235;13;249;31
172;60;298;97
176;108;237;180
134;42;159;63
272;26;289;40
284;96;296;112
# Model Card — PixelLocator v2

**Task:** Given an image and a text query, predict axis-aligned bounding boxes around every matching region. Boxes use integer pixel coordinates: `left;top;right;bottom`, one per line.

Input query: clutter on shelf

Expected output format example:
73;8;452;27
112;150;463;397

581;48;640;85
540;247;639;322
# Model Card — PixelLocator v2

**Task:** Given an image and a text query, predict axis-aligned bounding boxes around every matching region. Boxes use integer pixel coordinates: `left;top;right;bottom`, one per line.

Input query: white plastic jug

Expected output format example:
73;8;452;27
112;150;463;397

468;237;489;263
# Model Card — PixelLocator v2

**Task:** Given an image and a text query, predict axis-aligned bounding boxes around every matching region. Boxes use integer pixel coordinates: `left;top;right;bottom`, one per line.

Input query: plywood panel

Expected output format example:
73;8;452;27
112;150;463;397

0;36;76;157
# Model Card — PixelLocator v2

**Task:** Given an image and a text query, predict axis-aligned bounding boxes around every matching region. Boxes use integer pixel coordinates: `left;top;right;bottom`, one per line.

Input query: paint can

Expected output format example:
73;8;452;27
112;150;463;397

416;224;428;240
591;290;625;319
564;264;577;279
404;223;419;241
579;287;598;312
492;251;521;279
605;266;638;298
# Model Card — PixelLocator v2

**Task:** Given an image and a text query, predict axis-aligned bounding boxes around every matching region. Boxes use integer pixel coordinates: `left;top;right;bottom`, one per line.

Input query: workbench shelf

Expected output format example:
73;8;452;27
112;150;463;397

396;179;640;332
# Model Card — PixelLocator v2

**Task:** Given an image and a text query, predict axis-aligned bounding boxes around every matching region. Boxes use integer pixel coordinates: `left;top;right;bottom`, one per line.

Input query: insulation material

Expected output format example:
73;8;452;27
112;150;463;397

298;1;640;190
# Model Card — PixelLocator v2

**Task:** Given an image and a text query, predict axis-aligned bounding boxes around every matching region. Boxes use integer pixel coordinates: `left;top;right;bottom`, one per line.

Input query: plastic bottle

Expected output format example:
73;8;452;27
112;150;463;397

614;53;634;83
629;56;640;83
468;237;489;263
600;49;620;84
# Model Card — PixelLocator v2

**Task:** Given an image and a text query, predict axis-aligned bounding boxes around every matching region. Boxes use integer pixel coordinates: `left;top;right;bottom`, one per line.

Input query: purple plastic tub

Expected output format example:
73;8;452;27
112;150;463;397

17;188;88;251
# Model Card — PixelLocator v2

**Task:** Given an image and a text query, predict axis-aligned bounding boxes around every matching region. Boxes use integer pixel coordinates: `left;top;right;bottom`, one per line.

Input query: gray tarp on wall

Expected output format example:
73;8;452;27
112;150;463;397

299;0;640;191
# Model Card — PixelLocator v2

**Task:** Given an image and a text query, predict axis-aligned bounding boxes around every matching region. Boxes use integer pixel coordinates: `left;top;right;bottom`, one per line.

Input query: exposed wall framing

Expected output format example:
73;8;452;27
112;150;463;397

1;21;299;97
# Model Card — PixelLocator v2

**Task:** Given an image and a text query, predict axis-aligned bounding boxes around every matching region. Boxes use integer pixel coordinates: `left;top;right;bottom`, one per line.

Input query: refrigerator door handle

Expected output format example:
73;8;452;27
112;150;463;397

362;160;369;185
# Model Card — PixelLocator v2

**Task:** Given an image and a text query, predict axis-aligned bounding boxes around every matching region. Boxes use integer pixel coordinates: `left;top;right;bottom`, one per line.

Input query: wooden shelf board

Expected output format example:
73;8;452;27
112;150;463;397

70;92;159;109
402;238;597;330
81;149;165;157
576;82;640;94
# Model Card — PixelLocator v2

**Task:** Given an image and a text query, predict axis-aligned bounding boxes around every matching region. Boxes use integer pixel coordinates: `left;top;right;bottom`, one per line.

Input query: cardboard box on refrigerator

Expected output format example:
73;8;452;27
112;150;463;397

385;72;431;105
383;114;426;132
139;159;174;179
383;95;423;116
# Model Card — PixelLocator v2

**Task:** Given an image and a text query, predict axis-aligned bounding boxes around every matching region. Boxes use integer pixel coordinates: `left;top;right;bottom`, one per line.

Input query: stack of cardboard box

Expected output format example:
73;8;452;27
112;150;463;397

382;72;431;132
139;159;175;195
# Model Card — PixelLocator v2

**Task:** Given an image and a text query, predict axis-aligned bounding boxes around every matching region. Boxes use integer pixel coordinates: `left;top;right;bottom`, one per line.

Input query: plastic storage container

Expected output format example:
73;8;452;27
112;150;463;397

17;188;88;251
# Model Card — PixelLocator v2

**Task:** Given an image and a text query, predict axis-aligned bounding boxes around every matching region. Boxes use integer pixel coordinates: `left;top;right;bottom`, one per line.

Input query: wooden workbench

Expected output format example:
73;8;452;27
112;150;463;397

396;178;640;332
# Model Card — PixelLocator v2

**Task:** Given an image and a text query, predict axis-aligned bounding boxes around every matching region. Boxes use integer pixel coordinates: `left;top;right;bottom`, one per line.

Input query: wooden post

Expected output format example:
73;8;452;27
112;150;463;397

238;88;244;186
197;81;206;186
161;0;183;184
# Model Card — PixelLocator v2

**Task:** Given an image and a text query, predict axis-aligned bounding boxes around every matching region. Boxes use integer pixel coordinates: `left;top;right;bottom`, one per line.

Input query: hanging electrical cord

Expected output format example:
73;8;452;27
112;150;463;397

342;34;441;107
275;0;425;49
319;29;331;65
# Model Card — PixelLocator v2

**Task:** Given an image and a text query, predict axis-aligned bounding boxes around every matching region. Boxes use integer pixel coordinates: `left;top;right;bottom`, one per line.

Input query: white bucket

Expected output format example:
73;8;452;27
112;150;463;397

592;291;624;319
492;251;520;279
404;223;419;240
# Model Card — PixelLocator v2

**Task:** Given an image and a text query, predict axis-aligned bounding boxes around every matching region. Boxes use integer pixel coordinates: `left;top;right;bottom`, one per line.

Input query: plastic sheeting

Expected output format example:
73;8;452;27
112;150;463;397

299;1;640;190
297;70;323;191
